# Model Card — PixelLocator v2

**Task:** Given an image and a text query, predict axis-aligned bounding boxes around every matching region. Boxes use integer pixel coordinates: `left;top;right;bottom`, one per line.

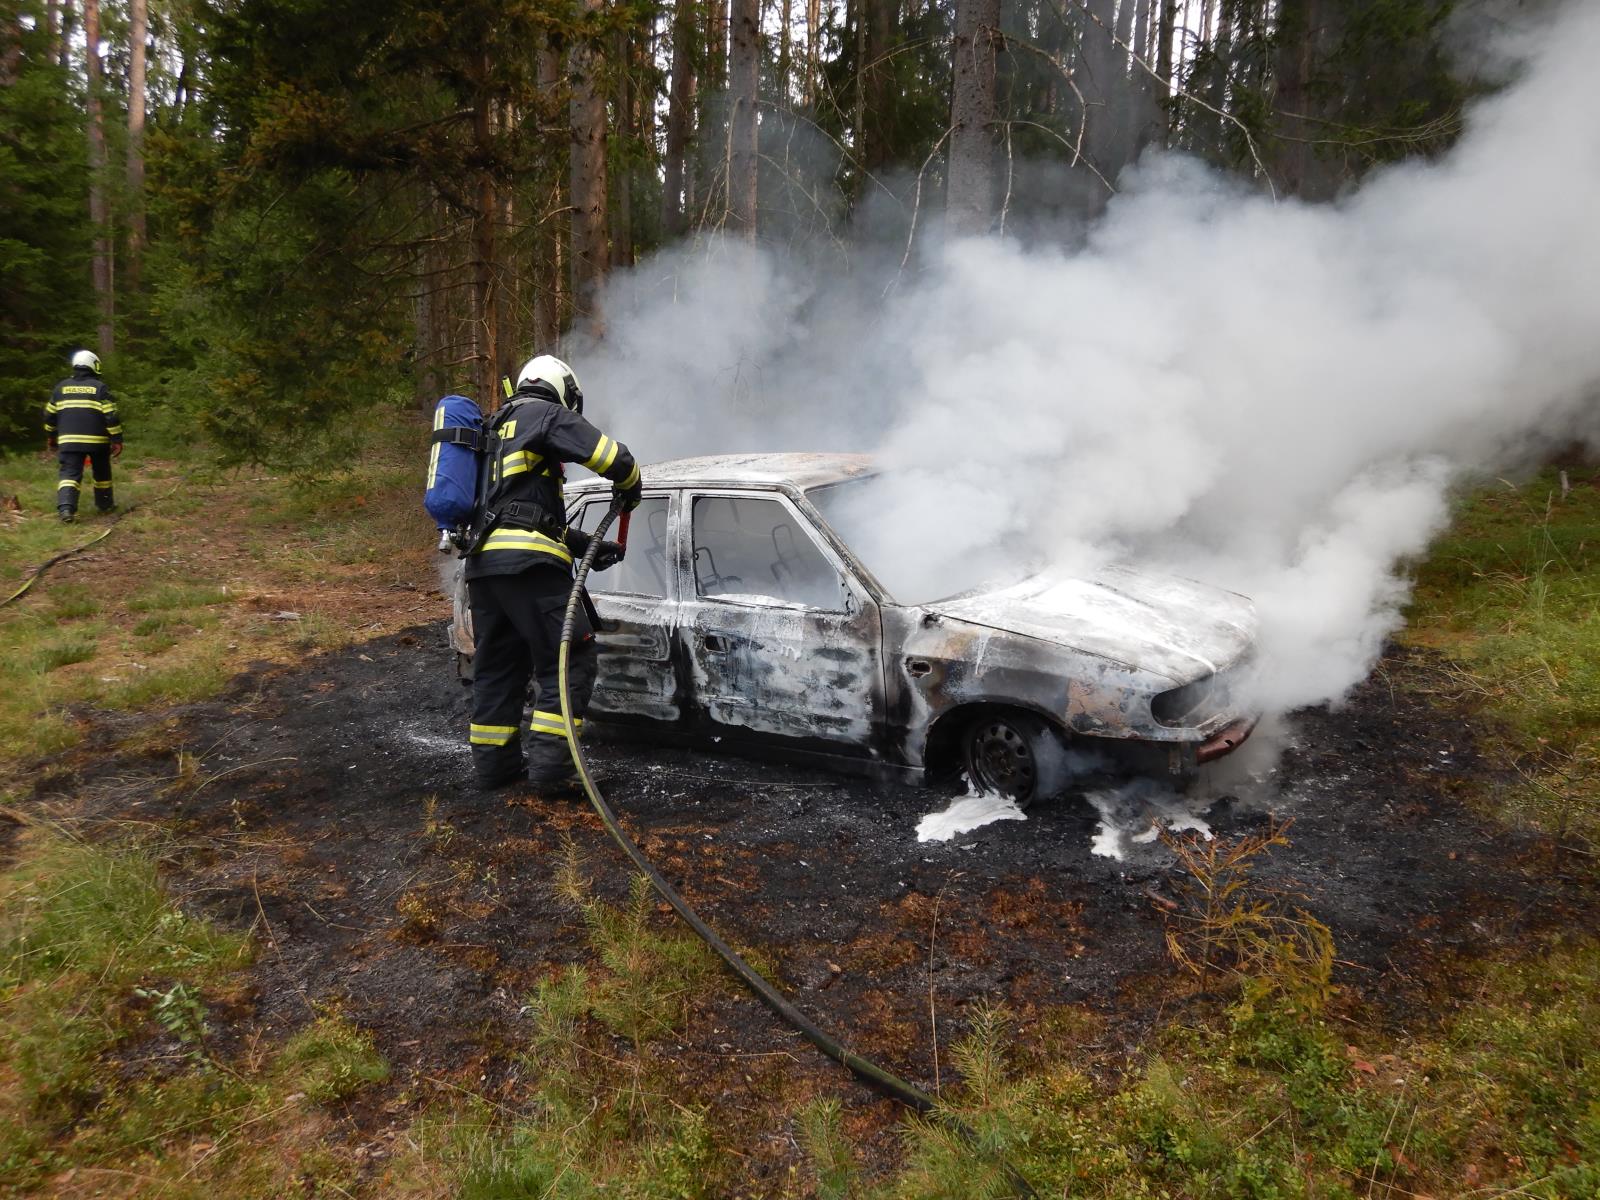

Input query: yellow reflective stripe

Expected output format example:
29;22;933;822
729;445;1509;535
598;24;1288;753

106;425;122;435
469;723;518;746
57;480;80;490
529;710;582;738
52;399;110;411
93;480;113;489
478;530;573;563
427;401;445;488
46;402;58;414
619;464;640;490
501;449;543;478
57;435;110;445
501;419;516;439
583;435;614;472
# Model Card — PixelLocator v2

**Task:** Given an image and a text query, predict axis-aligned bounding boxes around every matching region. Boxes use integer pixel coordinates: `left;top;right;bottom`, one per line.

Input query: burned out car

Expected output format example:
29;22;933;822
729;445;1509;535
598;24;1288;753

451;453;1258;802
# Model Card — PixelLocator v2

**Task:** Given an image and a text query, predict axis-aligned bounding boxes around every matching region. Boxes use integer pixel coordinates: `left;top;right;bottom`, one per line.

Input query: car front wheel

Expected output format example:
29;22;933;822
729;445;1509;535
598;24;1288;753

962;711;1071;806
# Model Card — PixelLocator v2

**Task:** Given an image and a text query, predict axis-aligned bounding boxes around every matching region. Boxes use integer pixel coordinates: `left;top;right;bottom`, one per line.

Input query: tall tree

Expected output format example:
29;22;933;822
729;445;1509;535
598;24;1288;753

125;0;147;291
570;0;610;328
728;0;760;234
947;0;1000;235
82;0;112;356
661;0;696;237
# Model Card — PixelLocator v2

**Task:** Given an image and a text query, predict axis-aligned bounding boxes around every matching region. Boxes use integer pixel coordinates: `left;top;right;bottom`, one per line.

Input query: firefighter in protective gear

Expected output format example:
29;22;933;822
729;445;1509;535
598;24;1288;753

466;354;642;790
45;350;122;523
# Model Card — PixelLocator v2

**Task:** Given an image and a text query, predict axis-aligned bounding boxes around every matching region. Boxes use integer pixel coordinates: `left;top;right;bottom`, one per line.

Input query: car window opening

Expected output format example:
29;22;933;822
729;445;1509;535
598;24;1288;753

572;496;671;598
691;495;846;610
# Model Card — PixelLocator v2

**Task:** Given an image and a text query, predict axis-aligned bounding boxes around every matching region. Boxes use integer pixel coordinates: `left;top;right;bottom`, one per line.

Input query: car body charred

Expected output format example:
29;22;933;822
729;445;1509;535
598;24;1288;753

451;453;1259;802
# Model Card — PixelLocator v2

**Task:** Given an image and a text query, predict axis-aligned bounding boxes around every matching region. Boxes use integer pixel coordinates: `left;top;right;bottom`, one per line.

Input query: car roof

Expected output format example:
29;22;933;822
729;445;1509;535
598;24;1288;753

569;452;877;491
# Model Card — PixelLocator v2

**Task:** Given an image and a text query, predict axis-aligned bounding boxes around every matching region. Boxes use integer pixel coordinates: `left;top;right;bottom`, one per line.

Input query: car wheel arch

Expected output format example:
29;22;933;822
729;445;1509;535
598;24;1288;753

921;700;1069;780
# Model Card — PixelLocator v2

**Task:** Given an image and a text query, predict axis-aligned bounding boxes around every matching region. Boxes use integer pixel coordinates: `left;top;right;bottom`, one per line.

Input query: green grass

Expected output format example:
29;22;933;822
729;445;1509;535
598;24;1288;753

1405;467;1600;845
31;633;98;672
127;581;234;612
276;1016;391;1103
0;831;395;1193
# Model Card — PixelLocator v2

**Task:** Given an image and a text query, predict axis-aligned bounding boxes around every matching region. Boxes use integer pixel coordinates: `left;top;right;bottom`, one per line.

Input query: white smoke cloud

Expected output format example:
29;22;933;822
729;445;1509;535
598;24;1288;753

576;0;1600;722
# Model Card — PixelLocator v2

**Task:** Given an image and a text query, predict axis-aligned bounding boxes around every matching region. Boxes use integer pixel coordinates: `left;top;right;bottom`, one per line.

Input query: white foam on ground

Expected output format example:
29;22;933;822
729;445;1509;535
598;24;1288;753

1087;780;1216;861
403;730;471;757
916;791;1028;842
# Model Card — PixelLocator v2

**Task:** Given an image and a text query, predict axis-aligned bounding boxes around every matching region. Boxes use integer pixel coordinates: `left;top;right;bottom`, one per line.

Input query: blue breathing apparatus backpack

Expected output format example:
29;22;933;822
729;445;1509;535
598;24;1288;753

425;394;489;548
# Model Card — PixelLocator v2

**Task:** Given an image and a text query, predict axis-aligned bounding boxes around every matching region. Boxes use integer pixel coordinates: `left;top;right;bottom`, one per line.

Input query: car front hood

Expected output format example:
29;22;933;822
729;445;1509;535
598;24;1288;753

926;566;1256;683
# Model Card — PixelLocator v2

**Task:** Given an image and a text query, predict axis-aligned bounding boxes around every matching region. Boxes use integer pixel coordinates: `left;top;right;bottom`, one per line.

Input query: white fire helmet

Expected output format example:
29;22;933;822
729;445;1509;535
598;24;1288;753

71;349;101;373
514;354;582;413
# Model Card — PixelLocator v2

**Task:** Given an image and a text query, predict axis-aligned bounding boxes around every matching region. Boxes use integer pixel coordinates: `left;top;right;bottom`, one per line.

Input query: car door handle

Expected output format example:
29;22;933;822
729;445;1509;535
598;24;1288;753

703;633;731;653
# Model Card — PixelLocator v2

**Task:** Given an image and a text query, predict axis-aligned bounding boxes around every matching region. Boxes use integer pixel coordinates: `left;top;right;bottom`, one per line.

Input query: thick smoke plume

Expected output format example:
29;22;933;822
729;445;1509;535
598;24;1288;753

577;0;1600;723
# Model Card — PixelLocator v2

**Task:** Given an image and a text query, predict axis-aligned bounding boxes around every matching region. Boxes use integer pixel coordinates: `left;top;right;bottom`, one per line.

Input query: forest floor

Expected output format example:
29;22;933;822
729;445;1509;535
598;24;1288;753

2;436;1597;1197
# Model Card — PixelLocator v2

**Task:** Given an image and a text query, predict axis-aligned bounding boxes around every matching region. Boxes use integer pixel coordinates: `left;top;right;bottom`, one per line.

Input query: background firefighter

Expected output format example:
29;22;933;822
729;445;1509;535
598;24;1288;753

44;349;123;522
464;354;641;790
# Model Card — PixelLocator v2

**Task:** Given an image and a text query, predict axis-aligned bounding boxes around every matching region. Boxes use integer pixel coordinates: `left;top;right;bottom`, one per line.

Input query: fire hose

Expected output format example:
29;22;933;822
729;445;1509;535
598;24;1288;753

555;501;1037;1198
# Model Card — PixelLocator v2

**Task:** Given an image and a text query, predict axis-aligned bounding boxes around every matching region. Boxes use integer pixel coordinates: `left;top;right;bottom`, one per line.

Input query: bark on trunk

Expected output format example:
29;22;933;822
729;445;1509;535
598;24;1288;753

613;27;635;267
83;0;113;357
728;0;760;235
533;41;564;344
863;0;897;169
472;73;499;407
57;0;72;71
947;0;1000;236
569;0;610;332
1272;0;1332;199
126;0;147;292
661;0;697;237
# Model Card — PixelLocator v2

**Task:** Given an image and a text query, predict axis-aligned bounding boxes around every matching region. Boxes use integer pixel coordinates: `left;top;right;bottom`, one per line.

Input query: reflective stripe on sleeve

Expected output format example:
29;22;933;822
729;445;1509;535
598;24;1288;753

469;723;519;746
528;710;583;739
618;464;640;490
583;435;618;473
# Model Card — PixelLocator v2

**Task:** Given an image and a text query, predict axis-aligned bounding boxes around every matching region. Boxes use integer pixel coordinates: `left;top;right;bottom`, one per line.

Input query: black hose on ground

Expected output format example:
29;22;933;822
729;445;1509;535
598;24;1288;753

555;502;1037;1199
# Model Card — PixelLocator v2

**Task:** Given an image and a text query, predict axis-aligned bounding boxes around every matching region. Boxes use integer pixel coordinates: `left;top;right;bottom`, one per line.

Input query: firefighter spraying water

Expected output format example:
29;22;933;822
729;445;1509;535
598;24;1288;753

423;353;641;792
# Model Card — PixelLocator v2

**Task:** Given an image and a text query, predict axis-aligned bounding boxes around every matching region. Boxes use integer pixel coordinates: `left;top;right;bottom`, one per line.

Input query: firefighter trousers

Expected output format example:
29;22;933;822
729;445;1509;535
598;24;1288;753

466;565;598;787
57;448;114;514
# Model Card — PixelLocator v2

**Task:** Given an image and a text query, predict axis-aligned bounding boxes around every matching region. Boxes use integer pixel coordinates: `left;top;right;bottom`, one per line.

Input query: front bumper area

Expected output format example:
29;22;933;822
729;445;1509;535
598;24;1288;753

1196;716;1258;764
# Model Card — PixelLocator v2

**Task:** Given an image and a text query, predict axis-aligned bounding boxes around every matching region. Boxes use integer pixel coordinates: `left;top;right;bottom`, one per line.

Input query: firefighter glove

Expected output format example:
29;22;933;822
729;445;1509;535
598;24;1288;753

592;540;625;571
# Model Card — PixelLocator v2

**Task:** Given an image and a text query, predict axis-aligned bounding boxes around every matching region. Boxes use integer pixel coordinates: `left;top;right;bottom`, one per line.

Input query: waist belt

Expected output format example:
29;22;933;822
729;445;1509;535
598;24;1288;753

491;500;566;542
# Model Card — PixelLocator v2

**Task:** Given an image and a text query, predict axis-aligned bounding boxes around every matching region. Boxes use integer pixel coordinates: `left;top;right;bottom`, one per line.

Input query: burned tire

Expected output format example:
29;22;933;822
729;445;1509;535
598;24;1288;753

961;711;1070;806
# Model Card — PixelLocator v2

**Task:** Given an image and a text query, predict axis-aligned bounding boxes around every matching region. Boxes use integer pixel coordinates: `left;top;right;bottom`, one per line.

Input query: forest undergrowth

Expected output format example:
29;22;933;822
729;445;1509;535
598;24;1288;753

0;461;1596;1197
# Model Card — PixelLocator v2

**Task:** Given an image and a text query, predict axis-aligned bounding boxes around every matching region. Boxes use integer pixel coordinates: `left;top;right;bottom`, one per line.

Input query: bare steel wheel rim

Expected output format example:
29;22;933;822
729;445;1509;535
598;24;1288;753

968;719;1038;799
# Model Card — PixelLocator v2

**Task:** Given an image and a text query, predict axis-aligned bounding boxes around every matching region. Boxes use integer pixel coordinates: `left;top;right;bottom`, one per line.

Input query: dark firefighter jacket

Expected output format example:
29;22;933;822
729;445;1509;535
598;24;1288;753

45;370;122;450
463;394;640;582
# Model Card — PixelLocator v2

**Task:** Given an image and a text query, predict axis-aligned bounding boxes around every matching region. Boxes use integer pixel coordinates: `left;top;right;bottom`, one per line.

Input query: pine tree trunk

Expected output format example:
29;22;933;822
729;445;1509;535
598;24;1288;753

613;27;635;266
728;0;760;235
778;0;792;99
805;0;820;105
83;0;113;357
661;0;697;238
946;0;999;236
126;0;147;292
57;0;72;71
569;0;610;331
472;71;499;406
864;0;897;169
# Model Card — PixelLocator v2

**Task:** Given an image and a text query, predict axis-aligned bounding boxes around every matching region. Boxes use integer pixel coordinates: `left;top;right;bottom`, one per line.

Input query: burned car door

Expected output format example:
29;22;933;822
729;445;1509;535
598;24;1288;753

680;491;883;754
569;494;681;722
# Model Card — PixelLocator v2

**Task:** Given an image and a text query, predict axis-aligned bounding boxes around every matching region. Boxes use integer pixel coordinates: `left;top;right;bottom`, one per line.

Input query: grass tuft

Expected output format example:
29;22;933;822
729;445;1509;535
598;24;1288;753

276;1016;391;1103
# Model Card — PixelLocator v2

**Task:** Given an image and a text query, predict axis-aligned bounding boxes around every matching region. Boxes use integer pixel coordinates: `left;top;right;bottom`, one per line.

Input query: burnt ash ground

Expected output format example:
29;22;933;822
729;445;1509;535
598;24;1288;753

23;625;1600;1181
